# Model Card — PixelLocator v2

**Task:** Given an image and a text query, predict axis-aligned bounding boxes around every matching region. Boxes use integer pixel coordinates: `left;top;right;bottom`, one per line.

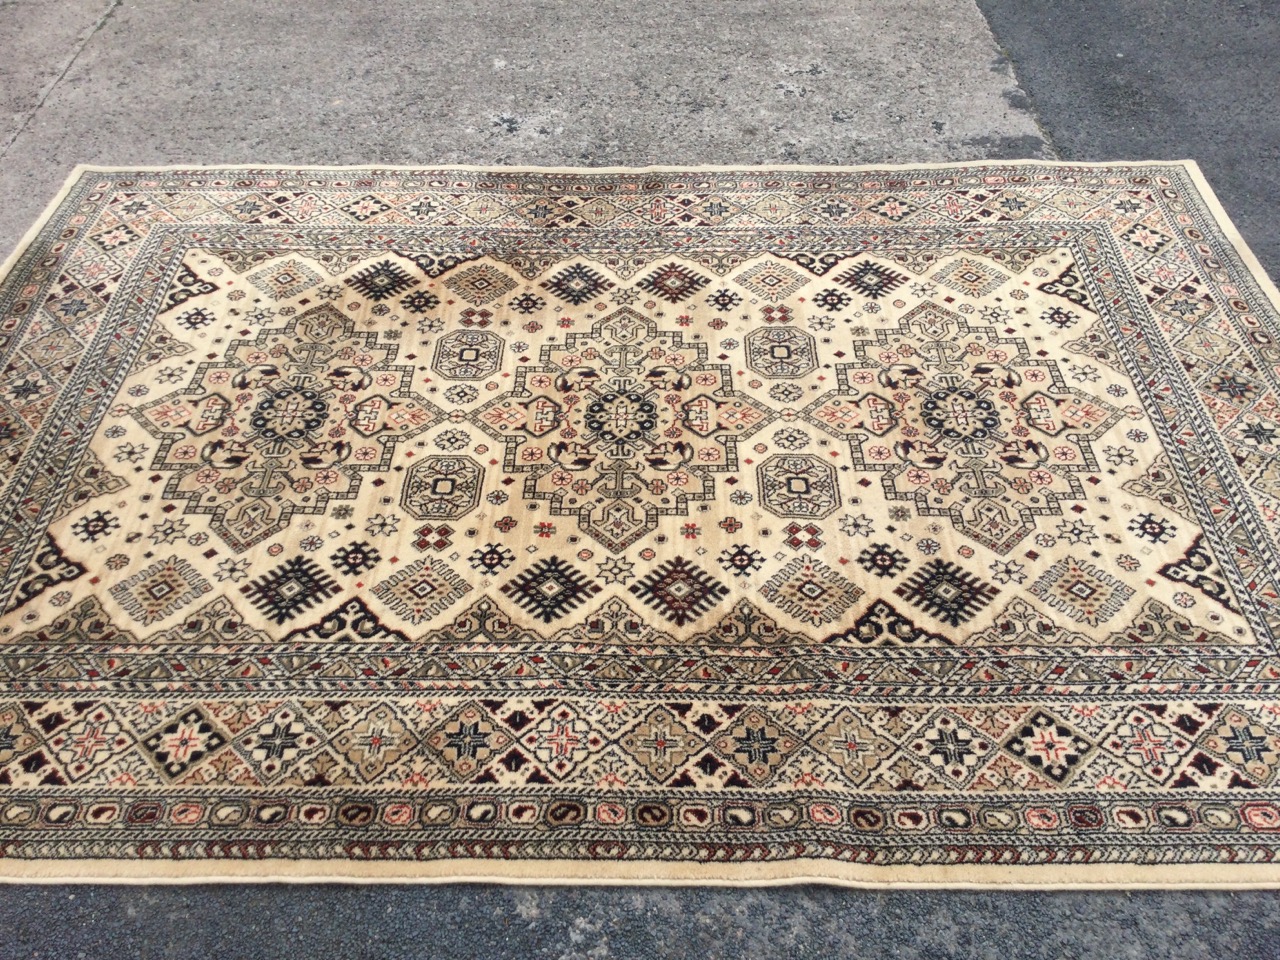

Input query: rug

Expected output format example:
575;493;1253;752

0;163;1278;886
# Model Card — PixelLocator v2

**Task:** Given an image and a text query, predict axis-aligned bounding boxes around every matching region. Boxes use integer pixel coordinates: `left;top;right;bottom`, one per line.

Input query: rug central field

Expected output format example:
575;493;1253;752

0;162;1278;885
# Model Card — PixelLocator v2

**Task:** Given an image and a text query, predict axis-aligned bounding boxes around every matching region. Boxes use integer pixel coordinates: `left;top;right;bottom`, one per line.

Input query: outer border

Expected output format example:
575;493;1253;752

2;159;1279;887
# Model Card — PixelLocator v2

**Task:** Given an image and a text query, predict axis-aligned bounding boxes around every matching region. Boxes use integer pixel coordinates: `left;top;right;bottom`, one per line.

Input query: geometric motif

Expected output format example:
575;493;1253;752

345;259;418;301
760;554;863;626
1128;512;1178;544
5;533;86;614
233;706;323;783
411;524;454;552
521;703;602;779
500;557;602;623
140;707;229;779
717;544;766;578
443;264;517;305
1029;556;1135;626
70;509;119;543
239;556;341;625
400;456;484;520
46;704;132;782
854;542;910;579
467;543;515;574
832;259;909;299
330;541;382;576
330;705;418;782
620;706;702;783
425;703;512;780
133;303;441;551
744;327;818;379
840;598;950;646
809;708;896;785
157;262;218;312
0;703;38;767
540;263;615;305
1101;710;1193;785
627;557;728;626
1158;535;1241;612
1200;708;1280;784
782;522;823;551
733;261;808;302
636;262;711;304
1002;711;1094;784
907;712;994;785
431;330;504;380
371;558;472;625
247;259;322;301
1037;261;1095;311
894;560;999;627
757;454;840;519
931;257;1009;299
109;555;211;625
712;707;801;784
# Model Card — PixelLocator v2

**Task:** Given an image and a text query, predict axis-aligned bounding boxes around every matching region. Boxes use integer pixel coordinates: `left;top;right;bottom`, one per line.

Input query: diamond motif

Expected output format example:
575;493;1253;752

345;259;419;301
810;708;896;785
247;259;322;300
540;263;615;305
1102;709;1194;784
501;557;602;623
895;560;999;627
110;555;211;625
628;558;729;627
424;703;512;780
867;195;920;222
760;555;863;627
331;705;419;782
372;558;472;625
1029;556;1135;626
141;707;229;779
443;264;518;305
637;262;711;303
932;257;1009;298
712;708;801;784
832;259;909;299
520;703;602;779
907;712;994;784
46;705;132;782
240;556;341;625
620;706;703;783
1003;711;1094;784
234;706;323;783
734;261;808;302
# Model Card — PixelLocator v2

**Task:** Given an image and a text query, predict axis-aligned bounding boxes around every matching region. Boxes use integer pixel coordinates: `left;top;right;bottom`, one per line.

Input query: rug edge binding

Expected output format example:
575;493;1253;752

0;859;1279;889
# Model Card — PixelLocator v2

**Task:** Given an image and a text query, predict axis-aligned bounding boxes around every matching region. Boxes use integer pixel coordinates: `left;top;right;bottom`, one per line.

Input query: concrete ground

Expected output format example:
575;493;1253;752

0;0;1277;956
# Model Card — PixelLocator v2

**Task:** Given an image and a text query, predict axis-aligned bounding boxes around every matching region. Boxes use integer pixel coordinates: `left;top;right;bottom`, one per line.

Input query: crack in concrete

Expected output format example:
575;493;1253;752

0;0;122;161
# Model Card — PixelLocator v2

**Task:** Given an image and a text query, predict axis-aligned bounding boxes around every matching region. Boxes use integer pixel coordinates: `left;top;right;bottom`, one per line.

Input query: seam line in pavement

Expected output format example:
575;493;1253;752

1;0;123;162
970;0;1061;159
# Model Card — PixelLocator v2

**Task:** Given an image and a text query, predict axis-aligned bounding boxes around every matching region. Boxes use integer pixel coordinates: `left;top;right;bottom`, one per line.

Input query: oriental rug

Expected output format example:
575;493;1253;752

0;162;1278;886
